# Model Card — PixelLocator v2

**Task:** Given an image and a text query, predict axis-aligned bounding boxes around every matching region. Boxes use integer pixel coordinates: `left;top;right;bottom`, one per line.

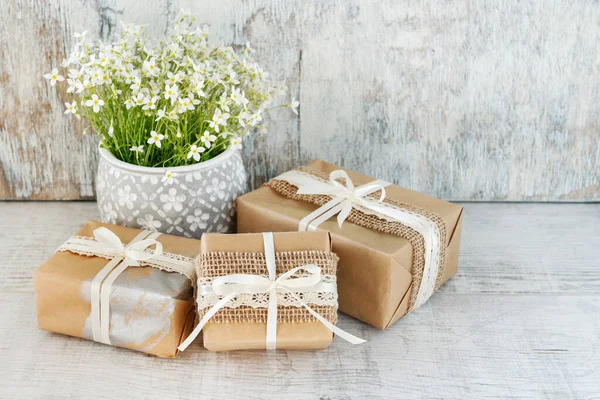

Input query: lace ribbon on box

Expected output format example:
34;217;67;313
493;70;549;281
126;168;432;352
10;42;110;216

266;167;447;312
178;232;365;351
195;250;339;324
57;227;195;345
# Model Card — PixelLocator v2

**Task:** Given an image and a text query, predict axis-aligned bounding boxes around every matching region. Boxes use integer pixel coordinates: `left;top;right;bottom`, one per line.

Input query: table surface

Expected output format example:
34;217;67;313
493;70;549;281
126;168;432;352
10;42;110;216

1;202;598;399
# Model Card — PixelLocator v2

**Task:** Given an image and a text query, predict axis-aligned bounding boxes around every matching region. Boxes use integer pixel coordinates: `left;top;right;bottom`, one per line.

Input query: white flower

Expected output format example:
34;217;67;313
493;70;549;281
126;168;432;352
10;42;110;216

164;84;179;103
108;122;114;137
124;98;135;109
66;79;78;93
137;214;161;231
160;188;185;212
117;185;137;209
161;170;178;184
85;94;104;113
249;110;263;126
230;137;242;150
187;144;205;161
44;68;64;86
178;97;194;113
167;109;179;120
156;108;166;121
142;95;159;110
237;111;250;128
289;97;299;115
73;31;87;41
206;177;227;201
200;130;216;148
209;108;230;132
143;58;158;76
147;130;164;147
165;71;184;85
129;145;144;153
186;210;210;232
176;131;182;138
64;101;77;115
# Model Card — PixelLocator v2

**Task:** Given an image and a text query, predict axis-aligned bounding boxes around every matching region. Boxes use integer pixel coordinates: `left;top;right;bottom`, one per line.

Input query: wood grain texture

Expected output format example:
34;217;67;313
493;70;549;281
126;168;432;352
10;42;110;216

0;201;599;399
0;1;599;201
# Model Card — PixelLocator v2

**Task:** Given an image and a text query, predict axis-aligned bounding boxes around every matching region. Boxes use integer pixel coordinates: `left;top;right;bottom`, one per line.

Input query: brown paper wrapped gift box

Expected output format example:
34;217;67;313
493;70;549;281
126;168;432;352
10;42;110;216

198;231;339;351
237;160;463;330
34;220;199;357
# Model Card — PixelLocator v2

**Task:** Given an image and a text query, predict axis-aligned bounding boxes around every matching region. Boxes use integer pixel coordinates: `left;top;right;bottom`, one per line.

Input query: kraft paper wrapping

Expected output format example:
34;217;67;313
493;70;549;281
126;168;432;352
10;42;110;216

33;220;199;358
237;160;464;330
200;231;337;351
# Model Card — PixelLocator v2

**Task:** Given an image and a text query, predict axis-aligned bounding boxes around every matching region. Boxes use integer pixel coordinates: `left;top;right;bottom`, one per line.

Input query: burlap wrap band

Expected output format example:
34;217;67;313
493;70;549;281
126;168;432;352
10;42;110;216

196;250;339;324
266;166;448;312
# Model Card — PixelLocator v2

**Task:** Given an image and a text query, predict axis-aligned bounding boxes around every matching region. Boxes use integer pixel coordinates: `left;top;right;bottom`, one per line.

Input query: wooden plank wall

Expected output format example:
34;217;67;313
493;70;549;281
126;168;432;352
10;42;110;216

0;0;598;200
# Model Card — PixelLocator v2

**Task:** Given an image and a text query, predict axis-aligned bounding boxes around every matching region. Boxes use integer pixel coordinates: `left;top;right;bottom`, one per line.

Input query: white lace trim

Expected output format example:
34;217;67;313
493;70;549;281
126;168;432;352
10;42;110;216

197;291;338;310
57;235;196;279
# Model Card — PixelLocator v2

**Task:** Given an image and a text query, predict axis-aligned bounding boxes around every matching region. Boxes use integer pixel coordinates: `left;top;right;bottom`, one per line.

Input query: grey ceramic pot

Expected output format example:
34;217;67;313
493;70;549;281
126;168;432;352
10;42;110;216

96;146;247;238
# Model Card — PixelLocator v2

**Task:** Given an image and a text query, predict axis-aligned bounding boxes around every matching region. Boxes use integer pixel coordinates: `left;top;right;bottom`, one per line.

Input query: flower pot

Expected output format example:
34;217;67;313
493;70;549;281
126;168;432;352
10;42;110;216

96;146;248;238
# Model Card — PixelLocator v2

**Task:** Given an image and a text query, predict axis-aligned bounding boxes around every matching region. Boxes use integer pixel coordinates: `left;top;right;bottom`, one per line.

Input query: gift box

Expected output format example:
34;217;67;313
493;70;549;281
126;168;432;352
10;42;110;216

237;160;463;329
178;231;360;352
34;220;199;357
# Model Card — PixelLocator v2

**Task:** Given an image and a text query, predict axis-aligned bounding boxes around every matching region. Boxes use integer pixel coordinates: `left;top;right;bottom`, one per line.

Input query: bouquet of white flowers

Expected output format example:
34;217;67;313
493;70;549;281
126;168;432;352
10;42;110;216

44;13;298;168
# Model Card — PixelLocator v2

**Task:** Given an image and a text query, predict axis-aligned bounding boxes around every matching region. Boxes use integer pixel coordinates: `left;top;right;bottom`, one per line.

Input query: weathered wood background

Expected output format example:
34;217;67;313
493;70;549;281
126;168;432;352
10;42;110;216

0;0;598;201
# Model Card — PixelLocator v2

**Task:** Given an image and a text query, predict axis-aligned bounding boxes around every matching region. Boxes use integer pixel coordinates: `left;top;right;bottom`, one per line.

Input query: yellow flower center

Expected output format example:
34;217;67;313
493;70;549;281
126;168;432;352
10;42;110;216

93;100;98;105
52;75;57;79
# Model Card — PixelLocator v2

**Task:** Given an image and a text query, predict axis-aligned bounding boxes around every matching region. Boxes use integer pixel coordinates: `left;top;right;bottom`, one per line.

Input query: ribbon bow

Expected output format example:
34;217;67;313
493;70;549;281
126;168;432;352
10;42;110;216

273;169;444;310
91;227;163;266
86;227;162;345
178;232;365;351
291;170;390;231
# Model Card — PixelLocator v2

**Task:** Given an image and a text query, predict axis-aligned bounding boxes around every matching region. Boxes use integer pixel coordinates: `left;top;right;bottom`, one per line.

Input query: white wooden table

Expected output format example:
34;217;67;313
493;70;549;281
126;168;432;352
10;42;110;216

1;202;598;399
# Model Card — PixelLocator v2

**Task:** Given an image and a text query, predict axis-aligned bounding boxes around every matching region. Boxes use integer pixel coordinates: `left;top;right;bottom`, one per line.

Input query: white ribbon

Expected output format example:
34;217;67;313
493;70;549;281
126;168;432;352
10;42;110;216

60;227;164;345
275;169;443;310
178;232;365;351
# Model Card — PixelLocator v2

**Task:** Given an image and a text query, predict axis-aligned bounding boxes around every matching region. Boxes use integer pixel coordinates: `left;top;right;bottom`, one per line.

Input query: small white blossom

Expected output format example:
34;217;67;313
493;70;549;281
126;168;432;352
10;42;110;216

133;92;146;107
164;84;179;103
124;98;135;109
230;137;242;150
64;101;77;115
209;108;230;132
200;130;217;148
187;144;205;161
147;130;164;147
289;97;299;115
156;108;166;121
108;122;114;137
142;96;159;110
178;97;194;113
85;94;104;113
73;31;87;41
249;110;263;126
161;170;178;184
129;145;144;153
143;57;158;76
165;71;184;85
44;68;64;86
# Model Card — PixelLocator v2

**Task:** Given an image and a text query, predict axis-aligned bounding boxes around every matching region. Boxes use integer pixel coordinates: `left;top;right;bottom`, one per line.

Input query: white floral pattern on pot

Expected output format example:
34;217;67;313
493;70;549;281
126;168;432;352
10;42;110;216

96;147;247;238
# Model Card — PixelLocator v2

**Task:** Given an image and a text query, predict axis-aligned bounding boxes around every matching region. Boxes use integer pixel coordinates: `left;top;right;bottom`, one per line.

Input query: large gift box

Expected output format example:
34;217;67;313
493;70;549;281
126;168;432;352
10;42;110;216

34;220;199;357
237;160;463;329
178;231;362;352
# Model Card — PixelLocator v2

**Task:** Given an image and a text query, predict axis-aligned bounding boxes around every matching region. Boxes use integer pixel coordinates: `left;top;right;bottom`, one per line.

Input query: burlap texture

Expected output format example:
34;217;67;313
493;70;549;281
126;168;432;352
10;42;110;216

266;167;447;311
197;251;339;324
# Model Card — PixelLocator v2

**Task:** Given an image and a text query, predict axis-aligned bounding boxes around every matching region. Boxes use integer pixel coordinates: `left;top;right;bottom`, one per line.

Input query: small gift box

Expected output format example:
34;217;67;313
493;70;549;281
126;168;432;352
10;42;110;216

177;231;364;352
34;220;199;357
237;160;463;329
